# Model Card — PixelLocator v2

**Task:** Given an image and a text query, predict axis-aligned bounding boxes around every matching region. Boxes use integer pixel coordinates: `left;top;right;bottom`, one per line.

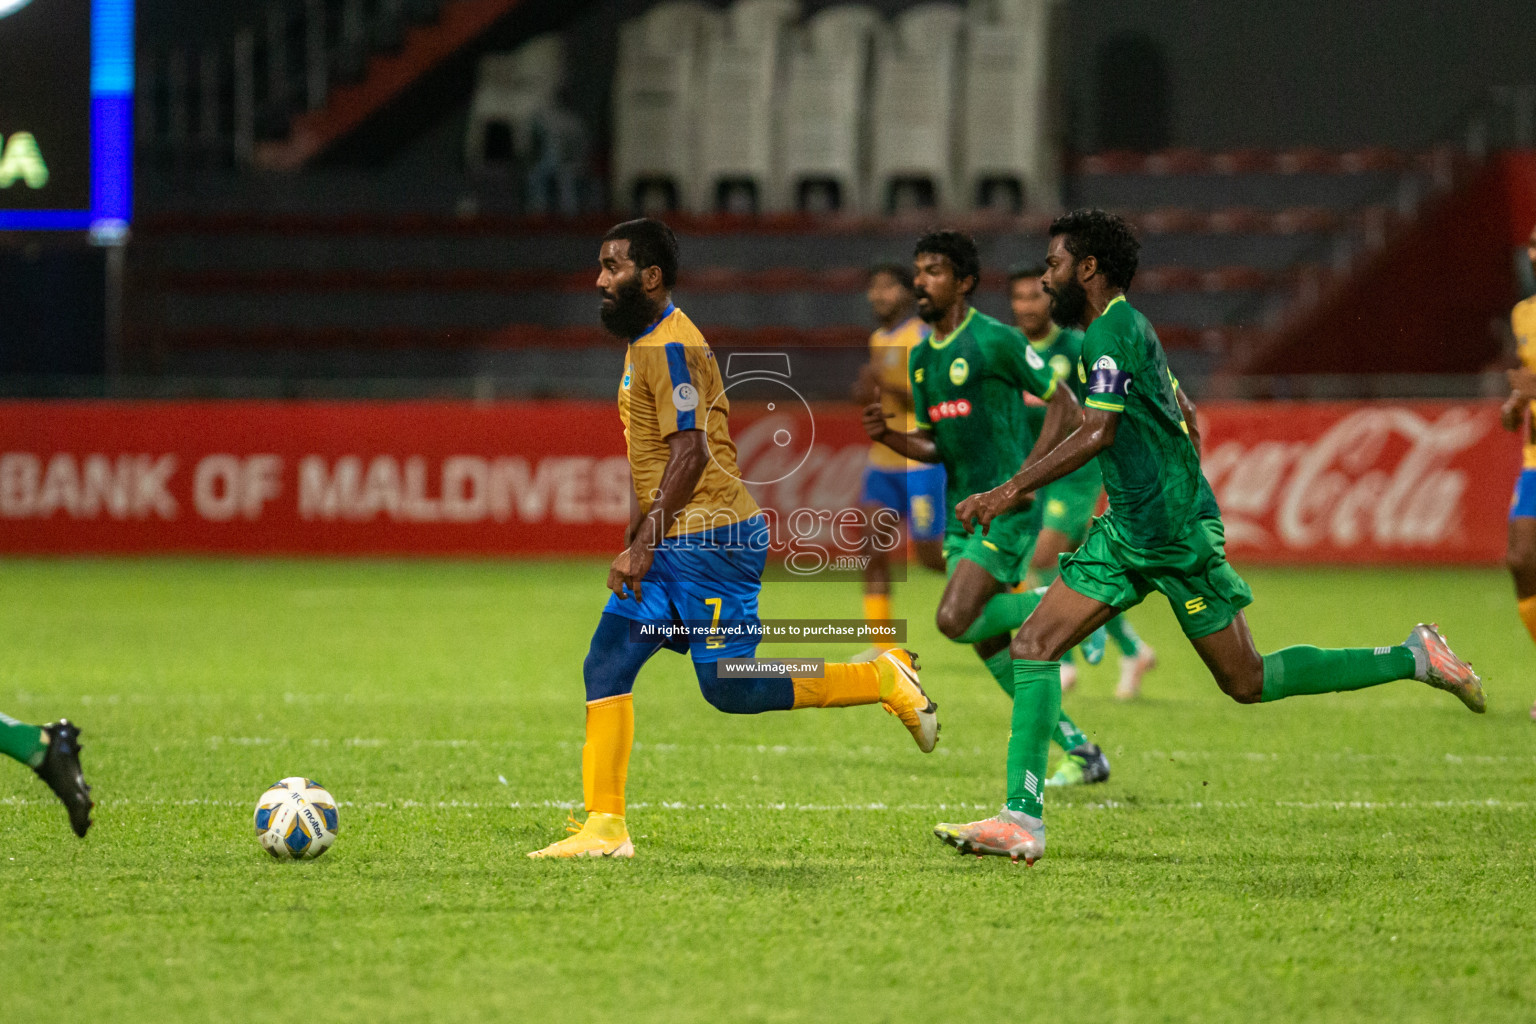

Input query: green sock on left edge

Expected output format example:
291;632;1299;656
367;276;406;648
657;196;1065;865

0;711;46;767
1260;645;1417;702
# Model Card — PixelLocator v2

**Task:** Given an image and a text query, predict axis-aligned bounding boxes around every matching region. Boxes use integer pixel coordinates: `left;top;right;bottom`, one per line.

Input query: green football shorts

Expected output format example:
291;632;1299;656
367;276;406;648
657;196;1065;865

1038;475;1101;546
1058;514;1253;639
943;506;1039;587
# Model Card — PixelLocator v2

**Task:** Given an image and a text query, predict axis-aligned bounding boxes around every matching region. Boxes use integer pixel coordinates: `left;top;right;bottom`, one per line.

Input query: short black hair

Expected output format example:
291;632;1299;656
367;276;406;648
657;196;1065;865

602;217;679;288
1048;209;1139;289
913;229;981;295
1007;263;1047;287
867;261;914;292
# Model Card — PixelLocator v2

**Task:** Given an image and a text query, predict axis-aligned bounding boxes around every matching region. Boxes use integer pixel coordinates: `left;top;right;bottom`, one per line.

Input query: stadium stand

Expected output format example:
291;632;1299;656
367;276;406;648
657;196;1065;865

695;0;801;213
611;2;723;215
122;0;1495;398
778;5;884;213
868;4;967;213
963;0;1064;212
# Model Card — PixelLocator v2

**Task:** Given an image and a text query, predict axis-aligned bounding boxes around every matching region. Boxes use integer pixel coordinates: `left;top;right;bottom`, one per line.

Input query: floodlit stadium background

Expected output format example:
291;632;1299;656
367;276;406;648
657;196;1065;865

2;0;1534;562
6;5;1536;1022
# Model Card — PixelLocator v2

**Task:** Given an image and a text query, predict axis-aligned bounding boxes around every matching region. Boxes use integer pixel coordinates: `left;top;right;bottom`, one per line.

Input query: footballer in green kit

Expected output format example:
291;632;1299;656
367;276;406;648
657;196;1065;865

934;209;1487;866
863;231;1107;786
1011;266;1158;706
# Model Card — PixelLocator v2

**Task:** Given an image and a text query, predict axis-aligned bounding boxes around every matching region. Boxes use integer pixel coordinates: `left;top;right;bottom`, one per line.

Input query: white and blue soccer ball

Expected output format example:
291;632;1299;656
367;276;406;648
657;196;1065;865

254;777;339;860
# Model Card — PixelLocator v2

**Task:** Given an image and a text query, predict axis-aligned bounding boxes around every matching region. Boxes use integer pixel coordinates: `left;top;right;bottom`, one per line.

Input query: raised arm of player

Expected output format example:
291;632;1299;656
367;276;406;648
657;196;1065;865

862;403;942;463
954;405;1117;535
609;430;708;599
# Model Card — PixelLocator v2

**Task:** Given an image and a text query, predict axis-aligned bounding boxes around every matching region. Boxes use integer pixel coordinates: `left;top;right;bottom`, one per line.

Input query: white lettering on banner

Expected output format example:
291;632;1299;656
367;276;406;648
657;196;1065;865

441;456;487;522
0;453;177;520
1203;407;1487;550
297;455;630;524
193;455;281;521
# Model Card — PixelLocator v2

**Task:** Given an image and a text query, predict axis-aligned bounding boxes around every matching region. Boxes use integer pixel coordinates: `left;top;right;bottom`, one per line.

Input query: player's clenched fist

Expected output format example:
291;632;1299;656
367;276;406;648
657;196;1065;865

608;544;653;600
861;402;889;441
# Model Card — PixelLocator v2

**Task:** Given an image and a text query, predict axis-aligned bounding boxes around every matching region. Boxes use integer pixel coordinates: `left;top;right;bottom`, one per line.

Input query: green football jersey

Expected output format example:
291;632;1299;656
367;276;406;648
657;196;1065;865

1078;295;1206;548
1022;324;1102;491
909;307;1058;532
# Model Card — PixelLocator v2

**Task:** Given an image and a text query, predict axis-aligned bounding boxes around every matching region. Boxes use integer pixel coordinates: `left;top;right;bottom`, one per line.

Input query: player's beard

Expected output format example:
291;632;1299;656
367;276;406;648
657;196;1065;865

1045;277;1089;328
914;289;946;324
599;277;659;339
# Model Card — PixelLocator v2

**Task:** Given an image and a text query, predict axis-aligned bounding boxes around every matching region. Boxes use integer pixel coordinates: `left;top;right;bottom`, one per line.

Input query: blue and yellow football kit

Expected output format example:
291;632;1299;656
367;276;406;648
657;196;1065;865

604;304;765;660
532;302;936;859
859;317;946;542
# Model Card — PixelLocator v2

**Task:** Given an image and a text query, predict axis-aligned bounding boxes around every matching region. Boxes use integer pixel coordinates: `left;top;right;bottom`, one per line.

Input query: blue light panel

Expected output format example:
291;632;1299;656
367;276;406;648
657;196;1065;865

0;0;134;233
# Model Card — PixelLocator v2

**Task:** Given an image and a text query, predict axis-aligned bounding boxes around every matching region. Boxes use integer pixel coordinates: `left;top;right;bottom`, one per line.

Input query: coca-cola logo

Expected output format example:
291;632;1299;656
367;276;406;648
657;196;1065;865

1201;407;1491;551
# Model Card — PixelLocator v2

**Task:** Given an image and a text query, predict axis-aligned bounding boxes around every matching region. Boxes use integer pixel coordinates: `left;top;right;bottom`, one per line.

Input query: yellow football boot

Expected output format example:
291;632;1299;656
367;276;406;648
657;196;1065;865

528;811;635;859
877;649;939;753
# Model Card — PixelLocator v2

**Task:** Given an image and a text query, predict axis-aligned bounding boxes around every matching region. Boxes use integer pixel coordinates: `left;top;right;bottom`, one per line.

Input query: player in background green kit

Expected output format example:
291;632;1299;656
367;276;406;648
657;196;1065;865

862;231;1107;780
0;712;93;836
935;209;1485;865
1010;265;1158;707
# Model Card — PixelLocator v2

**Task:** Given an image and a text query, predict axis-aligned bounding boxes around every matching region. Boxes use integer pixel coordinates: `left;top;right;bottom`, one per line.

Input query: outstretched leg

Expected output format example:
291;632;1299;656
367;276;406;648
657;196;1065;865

1190;612;1484;713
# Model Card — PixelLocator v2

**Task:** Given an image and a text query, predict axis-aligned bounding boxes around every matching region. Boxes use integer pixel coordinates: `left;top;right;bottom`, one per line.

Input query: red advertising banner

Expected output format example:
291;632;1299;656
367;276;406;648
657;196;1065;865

0;399;1520;563
1199;401;1516;564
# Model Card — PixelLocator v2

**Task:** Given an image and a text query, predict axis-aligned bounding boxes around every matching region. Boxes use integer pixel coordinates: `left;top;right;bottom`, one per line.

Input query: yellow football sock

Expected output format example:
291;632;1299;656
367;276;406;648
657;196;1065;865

792;662;883;708
863;593;894;649
582;693;633;818
1519;596;1536;647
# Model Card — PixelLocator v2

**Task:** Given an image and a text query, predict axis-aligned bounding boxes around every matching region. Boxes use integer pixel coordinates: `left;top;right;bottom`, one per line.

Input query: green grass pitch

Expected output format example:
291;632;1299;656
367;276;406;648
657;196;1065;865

2;559;1534;1022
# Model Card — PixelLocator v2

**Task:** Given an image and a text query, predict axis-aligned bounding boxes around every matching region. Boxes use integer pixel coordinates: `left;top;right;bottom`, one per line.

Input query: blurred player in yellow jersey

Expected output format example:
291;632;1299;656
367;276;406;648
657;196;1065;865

851;264;947;660
1499;221;1536;721
530;219;939;859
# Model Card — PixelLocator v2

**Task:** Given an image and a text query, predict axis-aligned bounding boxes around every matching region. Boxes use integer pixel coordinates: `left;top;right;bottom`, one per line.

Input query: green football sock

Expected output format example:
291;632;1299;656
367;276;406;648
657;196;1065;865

982;649;1014;697
1005;660;1061;820
1106;614;1143;657
1054;709;1089;752
1034;563;1060;586
0;711;46;767
1259;645;1417;702
955;587;1045;645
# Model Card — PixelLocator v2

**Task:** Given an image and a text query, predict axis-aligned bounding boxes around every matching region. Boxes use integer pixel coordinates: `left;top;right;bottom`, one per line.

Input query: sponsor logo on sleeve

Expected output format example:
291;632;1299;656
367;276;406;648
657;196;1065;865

1093;355;1118;371
672;382;699;412
1025;346;1045;370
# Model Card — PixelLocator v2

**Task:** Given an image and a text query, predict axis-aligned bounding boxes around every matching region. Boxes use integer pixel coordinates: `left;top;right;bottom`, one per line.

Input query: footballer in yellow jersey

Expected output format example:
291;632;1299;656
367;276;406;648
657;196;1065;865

851;264;946;659
530;219;940;860
1499;220;1536;720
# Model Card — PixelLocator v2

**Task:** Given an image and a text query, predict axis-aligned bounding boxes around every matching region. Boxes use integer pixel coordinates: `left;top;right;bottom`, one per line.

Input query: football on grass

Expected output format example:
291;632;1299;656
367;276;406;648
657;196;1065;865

254;777;339;860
